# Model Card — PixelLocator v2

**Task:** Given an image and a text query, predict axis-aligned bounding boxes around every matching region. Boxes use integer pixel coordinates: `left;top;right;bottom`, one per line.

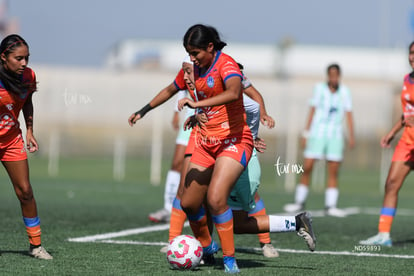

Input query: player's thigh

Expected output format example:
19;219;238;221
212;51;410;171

180;162;212;210
2;159;31;195
385;161;413;191
208;156;245;210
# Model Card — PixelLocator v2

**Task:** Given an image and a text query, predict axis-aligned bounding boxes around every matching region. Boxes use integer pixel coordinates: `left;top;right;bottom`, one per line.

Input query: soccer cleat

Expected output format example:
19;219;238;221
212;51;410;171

200;240;219;265
295;212;316;251
160;245;168;253
29;246;53;260
261;243;279;258
284;203;304;213
325;207;348;218
148;208;171;223
223;256;240;274
359;233;392;246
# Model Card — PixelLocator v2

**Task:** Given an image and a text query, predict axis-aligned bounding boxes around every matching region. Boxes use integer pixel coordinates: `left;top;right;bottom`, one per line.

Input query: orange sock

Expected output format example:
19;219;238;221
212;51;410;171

378;215;394;233
213;208;235;257
169;198;187;241
249;209;271;244
187;207;212;247
248;199;271;244
378;207;396;233
23;217;42;246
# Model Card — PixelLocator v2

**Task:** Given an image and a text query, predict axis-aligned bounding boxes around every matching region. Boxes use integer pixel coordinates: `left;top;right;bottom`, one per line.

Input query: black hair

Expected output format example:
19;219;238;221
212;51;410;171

183;24;227;51
0;34;31;95
237;62;244;70
327;63;341;75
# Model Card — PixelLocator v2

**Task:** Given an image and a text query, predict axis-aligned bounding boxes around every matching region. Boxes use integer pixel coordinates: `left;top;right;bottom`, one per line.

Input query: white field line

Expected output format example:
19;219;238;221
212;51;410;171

67;222;189;243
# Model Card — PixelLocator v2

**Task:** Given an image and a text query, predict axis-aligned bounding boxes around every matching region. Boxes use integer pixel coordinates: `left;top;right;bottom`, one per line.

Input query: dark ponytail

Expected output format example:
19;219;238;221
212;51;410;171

183;24;227;51
0;34;32;95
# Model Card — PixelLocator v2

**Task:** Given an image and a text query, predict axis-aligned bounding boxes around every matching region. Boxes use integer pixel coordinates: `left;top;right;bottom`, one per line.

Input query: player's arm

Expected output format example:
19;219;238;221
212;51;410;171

178;77;242;110
346;111;355;149
129;82;179;126
301;106;315;148
243;85;275;128
381;114;405;148
22;93;39;152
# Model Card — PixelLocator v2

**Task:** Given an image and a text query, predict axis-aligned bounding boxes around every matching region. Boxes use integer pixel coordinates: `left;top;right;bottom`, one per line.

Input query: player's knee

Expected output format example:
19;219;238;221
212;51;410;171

16;185;34;203
385;177;402;194
206;195;227;214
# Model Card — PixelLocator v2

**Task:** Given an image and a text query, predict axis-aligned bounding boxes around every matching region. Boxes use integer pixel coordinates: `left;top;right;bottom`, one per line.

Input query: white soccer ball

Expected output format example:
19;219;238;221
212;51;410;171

166;234;203;270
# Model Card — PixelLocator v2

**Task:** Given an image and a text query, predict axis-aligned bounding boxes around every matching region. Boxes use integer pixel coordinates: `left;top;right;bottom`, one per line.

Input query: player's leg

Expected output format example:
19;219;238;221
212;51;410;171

325;137;346;217
248;193;279;257
360;161;412;246
232;209;316;252
180;161;214;249
168;155;191;241
324;160;347;217
207;156;246;273
149;143;186;223
2;159;52;259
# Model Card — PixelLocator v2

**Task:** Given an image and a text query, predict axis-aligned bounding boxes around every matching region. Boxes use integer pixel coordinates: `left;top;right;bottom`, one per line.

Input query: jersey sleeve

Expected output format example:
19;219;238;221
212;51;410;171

220;58;243;84
309;84;321;107
342;87;352;111
173;69;186;91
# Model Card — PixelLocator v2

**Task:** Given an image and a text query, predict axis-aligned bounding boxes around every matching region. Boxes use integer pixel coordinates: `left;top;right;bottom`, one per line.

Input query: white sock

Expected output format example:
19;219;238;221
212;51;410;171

163;170;181;211
325;187;339;208
268;215;297;232
295;184;309;205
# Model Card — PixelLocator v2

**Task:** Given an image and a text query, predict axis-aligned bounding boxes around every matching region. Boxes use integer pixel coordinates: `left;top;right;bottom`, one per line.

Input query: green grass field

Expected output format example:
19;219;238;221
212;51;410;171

1;156;414;275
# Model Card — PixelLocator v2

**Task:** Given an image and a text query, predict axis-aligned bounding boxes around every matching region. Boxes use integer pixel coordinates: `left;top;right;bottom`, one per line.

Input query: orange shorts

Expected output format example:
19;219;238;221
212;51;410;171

0;133;27;161
392;140;414;162
190;132;253;169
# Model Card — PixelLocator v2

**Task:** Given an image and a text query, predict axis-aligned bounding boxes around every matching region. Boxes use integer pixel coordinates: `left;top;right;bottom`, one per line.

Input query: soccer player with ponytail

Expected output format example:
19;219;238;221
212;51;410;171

0;34;52;259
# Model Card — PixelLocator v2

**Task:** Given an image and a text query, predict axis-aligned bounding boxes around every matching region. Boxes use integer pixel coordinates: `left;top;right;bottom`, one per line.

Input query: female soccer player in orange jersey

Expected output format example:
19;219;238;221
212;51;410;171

0;34;52;259
175;24;257;273
360;41;414;246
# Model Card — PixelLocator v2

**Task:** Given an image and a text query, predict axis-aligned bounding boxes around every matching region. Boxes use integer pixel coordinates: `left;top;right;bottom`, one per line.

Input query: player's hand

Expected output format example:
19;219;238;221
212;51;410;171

195;112;208;127
178;98;196;111
26;131;39;153
172;112;180;131
254;137;267;153
128;113;141;126
380;132;394;148
261;114;275;129
184;115;198;130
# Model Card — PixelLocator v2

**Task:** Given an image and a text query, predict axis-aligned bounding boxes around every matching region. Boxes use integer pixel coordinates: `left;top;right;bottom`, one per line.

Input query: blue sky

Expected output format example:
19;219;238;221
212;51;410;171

7;0;414;67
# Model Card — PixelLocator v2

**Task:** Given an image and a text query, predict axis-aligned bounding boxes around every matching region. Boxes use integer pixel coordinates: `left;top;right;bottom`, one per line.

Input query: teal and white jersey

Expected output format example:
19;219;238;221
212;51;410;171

309;82;352;139
242;74;260;140
243;94;260;140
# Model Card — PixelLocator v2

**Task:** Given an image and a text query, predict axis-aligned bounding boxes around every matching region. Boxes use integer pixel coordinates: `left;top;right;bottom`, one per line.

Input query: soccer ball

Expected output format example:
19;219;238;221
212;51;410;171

166;235;203;270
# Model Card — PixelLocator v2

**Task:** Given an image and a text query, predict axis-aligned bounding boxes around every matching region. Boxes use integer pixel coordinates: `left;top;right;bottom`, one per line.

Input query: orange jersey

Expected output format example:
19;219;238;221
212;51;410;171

400;74;414;144
0;67;36;144
193;51;248;139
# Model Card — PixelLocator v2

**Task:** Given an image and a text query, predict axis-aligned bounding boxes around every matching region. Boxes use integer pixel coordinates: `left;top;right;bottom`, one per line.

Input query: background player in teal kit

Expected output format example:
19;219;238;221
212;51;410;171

284;64;355;217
